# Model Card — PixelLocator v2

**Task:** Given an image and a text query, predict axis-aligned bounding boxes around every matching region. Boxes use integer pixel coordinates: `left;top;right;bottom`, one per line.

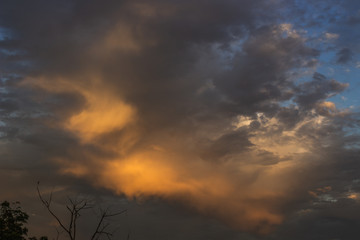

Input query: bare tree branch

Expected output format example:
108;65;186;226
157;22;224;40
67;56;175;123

37;182;73;240
90;208;127;240
37;182;127;240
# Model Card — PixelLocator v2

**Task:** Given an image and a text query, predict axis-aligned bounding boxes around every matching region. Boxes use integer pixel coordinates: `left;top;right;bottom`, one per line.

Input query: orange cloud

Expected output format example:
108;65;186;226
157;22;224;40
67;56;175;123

19;21;332;235
58;141;296;233
22;75;136;142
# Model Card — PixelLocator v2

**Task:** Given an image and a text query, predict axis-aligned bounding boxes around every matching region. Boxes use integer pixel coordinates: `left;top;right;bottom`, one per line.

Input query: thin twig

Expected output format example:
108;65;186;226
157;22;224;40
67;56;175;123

37;182;73;240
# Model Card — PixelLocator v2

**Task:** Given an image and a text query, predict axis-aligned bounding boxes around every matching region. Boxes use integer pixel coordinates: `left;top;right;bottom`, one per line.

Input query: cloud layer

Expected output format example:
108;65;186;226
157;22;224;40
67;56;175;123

1;0;360;239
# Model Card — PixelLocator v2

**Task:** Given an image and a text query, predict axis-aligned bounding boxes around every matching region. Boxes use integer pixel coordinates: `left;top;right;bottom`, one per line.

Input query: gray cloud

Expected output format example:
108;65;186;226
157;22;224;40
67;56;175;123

0;0;359;239
294;72;348;109
336;47;353;64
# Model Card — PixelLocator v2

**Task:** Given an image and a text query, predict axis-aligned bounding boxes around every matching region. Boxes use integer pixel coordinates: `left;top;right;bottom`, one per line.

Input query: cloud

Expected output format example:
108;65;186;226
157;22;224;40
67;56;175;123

324;32;339;40
336;47;353;64
0;0;359;239
294;72;348;110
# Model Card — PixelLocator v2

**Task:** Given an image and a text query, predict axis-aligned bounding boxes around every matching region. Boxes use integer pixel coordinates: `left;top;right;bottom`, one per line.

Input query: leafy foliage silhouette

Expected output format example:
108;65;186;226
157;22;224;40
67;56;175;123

0;201;29;240
0;201;48;240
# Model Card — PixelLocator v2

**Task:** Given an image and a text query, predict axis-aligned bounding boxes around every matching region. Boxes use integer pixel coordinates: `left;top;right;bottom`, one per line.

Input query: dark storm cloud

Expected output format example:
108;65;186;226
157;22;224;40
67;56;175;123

275;106;302;129
0;0;256;74
336;47;353;64
294;72;348;109
0;0;359;239
269;147;360;240
199;129;253;162
0;0;266;126
214;24;319;116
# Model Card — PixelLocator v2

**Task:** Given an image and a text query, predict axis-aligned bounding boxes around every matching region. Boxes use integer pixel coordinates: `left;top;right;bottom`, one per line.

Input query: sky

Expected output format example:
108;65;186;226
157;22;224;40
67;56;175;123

1;0;360;239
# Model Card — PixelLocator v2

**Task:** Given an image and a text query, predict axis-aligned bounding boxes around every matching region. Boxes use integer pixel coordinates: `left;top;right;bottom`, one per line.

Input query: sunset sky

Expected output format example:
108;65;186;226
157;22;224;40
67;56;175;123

1;0;360;239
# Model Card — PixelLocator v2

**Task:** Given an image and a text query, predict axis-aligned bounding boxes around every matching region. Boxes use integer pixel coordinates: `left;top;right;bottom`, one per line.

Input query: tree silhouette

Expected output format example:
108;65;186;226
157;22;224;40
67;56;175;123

37;182;128;240
0;201;48;240
0;201;29;240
